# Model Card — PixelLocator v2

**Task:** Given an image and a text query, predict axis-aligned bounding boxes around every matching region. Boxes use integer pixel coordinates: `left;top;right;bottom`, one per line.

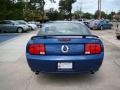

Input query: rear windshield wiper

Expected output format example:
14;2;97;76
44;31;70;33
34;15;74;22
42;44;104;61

31;35;99;40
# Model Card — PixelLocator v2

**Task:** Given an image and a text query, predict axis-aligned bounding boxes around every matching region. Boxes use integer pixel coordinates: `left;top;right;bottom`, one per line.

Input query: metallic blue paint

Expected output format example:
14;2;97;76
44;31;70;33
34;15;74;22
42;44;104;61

26;37;104;74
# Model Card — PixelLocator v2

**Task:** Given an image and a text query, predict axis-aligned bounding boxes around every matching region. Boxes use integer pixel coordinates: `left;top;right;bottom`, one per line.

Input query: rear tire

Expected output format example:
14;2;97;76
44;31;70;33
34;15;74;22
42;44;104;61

117;36;120;40
109;27;112;29
17;28;23;33
35;71;39;75
90;71;95;74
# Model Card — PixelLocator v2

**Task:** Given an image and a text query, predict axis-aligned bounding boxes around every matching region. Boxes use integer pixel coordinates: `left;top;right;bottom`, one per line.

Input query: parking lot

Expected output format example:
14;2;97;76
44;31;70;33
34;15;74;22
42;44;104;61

0;33;20;43
0;27;120;90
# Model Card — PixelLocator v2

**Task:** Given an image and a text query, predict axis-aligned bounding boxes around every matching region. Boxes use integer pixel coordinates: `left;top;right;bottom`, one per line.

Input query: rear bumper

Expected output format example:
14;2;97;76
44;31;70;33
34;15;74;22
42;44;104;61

89;26;98;30
26;53;104;73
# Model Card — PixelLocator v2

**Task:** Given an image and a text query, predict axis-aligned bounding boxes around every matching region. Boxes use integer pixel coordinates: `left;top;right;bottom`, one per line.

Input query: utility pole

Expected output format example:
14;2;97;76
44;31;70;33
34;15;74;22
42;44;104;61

98;0;101;19
80;1;82;20
98;0;99;14
99;0;101;19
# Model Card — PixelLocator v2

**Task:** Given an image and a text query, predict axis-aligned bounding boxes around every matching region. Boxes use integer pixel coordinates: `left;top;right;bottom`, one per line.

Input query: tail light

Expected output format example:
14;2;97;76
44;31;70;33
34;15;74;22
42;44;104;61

28;44;45;55
85;44;102;54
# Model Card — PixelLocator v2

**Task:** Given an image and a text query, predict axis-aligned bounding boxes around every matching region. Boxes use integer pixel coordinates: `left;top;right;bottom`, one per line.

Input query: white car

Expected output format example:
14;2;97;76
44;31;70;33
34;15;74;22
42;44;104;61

27;23;37;30
16;20;37;30
28;21;42;28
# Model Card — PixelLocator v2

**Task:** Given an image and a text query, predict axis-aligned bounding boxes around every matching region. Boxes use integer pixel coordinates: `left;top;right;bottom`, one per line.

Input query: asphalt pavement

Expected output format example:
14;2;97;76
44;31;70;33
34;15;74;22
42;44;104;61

0;29;120;90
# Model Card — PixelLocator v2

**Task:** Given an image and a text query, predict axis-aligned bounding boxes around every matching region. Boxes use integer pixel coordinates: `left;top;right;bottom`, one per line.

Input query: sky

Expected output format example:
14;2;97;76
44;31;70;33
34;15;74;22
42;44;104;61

44;0;120;14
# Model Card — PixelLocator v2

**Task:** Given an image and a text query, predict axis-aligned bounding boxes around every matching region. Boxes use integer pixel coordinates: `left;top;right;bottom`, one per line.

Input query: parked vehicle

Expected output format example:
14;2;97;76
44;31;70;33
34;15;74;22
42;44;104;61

83;19;95;27
0;20;30;33
116;24;120;39
28;21;42;28
26;21;104;75
16;20;37;30
78;19;85;22
83;21;89;27
89;20;113;30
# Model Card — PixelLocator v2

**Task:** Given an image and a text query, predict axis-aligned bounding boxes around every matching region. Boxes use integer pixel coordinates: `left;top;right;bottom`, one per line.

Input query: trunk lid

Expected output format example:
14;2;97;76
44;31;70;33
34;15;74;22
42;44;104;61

29;35;101;55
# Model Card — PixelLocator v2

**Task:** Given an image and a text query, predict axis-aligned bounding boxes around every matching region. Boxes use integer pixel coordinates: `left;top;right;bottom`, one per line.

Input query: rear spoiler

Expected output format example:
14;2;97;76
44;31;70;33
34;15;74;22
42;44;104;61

31;35;99;40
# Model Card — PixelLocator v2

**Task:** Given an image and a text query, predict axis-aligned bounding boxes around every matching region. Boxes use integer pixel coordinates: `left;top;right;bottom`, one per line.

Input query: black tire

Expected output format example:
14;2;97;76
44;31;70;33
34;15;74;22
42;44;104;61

109;26;112;29
35;71;39;75
90;71;95;74
17;28;23;33
90;28;93;30
116;36;120;40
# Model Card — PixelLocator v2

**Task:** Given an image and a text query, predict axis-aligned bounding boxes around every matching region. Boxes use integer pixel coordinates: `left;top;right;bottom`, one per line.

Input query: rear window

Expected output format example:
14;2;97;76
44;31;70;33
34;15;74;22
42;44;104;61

38;22;91;35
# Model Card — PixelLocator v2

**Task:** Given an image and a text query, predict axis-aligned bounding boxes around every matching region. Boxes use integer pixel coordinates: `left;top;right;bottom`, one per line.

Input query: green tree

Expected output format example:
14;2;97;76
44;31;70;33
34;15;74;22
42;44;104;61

27;0;55;21
0;0;56;20
0;0;25;20
73;11;81;19
82;12;93;19
106;14;112;20
117;10;120;15
46;10;64;20
94;10;107;19
59;0;76;20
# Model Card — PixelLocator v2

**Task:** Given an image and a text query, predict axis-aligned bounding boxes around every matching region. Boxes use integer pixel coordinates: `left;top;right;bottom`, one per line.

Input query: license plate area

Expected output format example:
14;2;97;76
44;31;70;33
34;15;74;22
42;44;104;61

57;62;73;70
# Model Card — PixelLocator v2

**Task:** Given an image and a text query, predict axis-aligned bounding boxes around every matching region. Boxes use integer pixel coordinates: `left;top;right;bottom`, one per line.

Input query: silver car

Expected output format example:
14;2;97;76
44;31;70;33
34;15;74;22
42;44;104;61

116;23;120;39
0;20;30;33
16;20;37;30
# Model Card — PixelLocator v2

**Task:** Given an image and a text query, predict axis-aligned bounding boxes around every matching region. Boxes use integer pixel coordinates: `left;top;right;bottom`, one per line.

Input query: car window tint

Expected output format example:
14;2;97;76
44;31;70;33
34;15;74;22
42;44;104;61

102;21;107;24
38;22;91;35
19;22;25;24
4;21;12;24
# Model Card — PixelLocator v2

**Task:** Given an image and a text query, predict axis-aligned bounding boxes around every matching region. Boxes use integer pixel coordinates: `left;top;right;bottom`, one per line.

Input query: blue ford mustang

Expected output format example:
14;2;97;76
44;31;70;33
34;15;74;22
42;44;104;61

26;21;104;75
